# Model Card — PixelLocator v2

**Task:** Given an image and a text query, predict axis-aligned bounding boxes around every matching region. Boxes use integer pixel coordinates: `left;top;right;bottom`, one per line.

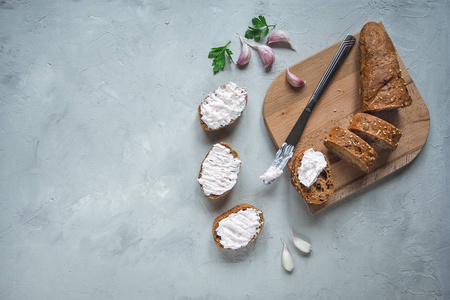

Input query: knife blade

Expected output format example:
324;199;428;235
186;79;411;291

261;34;356;184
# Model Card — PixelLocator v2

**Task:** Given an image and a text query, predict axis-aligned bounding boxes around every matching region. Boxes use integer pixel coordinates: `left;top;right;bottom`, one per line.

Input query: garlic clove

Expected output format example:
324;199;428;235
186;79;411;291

291;229;312;254
247;42;275;68
281;238;295;272
236;35;251;66
286;67;305;88
267;30;296;51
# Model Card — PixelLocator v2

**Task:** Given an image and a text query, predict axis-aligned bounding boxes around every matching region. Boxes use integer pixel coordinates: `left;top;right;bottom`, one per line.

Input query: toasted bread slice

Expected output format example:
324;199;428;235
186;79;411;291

212;203;264;250
199;82;248;131
291;148;334;205
324;126;378;173
359;22;412;112
349;113;402;150
198;142;241;199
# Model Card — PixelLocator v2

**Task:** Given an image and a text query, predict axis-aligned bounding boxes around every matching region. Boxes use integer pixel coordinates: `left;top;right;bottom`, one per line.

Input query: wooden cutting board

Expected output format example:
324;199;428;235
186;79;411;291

263;22;430;214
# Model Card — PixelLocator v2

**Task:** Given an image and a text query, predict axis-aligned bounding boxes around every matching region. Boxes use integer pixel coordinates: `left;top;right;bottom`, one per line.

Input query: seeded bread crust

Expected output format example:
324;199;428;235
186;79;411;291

198;142;240;199
349;113;402;150
198;84;248;131
212;203;264;250
291;149;334;205
324;126;378;173
359;22;412;112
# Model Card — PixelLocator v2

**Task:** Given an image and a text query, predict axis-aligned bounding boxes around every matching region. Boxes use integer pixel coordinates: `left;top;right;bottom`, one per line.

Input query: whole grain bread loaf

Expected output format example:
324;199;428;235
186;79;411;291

212;203;264;250
324;126;378;173
291;148;334;205
359;22;412;112
349;113;402;150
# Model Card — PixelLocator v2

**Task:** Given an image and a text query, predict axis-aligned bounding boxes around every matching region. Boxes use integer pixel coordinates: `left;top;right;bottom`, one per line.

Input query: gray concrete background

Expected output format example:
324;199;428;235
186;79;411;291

1;0;449;299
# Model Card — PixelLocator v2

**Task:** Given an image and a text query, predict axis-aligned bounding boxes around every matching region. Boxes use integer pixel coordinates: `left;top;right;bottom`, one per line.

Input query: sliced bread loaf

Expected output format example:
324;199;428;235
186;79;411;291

349;113;402;150
212;203;264;250
324;126;378;173
359;22;412;112
198;142;241;199
199;82;248;131
291;148;334;205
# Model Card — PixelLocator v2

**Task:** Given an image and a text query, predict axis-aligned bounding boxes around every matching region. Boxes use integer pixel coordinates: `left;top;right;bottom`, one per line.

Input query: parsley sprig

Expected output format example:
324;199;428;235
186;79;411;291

245;16;276;41
208;41;234;74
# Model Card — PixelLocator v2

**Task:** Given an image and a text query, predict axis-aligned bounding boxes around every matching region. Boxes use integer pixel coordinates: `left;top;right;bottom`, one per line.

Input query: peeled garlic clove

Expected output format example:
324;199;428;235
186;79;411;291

267;30;296;51
291;230;312;254
236;35;251;66
286;67;305;88
281;239;295;272
247;43;275;68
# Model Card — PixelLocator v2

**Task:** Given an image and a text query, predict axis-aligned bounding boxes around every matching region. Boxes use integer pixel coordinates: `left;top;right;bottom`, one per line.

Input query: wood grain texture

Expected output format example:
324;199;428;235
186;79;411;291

262;22;430;214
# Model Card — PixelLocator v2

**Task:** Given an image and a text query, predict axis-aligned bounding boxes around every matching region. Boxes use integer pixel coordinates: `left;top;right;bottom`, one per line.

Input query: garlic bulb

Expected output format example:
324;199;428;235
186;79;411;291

281;238;295;272
246;42;275;68
291;230;312;254
267;30;296;51
236;35;251;66
286;67;305;88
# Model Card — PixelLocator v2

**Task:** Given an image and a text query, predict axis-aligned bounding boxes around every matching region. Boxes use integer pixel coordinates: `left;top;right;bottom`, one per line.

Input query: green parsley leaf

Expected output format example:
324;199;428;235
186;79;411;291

245;15;275;41
208;50;222;58
252;16;265;28
208;41;233;74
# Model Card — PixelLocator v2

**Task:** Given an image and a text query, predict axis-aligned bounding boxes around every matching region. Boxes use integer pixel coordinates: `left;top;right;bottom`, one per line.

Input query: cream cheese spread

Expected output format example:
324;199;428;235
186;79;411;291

198;143;241;196
260;165;283;184
297;148;327;188
200;82;247;130
216;208;262;250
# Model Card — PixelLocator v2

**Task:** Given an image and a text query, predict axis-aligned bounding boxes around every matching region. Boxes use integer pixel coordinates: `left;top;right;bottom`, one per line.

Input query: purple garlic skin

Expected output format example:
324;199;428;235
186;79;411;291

267;30;296;51
248;44;275;68
286;67;305;87
236;35;251;66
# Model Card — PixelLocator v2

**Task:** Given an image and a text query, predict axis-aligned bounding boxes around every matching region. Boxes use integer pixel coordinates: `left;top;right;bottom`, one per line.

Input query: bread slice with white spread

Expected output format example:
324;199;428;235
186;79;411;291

212;203;264;250
349;113;402;151
198;82;248;131
198;142;241;199
291;148;334;205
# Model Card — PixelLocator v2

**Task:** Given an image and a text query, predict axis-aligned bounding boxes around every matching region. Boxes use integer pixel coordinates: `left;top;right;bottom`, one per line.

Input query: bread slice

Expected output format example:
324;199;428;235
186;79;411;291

359;22;412;112
212;203;264;250
198;142;241;199
324;126;378;173
349;113;402;150
291;148;334;205
199;82;248;131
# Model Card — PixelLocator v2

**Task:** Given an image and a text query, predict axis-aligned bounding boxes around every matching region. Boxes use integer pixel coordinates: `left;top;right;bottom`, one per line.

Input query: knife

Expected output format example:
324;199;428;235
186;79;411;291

261;34;356;184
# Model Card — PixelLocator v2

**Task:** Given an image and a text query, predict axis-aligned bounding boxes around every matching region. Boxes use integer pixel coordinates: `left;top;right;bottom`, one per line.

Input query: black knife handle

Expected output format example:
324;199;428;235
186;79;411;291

308;34;356;109
284;34;356;147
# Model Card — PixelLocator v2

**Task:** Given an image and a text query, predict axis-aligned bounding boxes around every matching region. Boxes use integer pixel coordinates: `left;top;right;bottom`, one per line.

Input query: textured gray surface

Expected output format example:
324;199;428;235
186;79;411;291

0;0;449;299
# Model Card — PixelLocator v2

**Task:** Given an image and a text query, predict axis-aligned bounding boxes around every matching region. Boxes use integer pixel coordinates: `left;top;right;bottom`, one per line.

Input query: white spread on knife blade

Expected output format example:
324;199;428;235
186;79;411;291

216;208;262;250
200;82;247;130
198;143;241;196
297;148;327;187
260;165;283;184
